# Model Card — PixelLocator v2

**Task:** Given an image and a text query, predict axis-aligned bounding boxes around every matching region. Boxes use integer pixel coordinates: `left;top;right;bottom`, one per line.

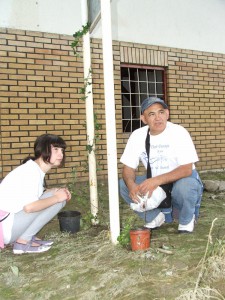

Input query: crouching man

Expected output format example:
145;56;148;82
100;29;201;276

119;97;203;233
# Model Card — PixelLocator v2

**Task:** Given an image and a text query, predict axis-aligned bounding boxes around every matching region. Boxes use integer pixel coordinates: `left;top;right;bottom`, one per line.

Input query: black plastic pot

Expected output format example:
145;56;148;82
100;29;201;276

58;210;81;233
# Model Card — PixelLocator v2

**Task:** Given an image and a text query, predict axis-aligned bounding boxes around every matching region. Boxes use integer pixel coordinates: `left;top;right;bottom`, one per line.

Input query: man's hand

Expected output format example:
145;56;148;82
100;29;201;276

128;183;140;203
138;177;160;196
138;163;193;195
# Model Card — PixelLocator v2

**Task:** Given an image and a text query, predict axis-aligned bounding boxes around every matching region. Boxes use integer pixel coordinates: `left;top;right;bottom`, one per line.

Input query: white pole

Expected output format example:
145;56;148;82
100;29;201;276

81;0;98;223
100;0;120;243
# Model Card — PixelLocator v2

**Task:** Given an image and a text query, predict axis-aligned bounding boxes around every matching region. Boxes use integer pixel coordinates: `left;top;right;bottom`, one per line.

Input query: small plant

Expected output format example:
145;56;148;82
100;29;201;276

68;170;89;206
67;167;77;197
67;171;100;229
117;216;136;248
81;212;99;229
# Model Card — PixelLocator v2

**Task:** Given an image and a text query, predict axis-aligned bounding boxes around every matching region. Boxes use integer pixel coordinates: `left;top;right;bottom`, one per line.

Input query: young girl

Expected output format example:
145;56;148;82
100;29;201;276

0;134;71;254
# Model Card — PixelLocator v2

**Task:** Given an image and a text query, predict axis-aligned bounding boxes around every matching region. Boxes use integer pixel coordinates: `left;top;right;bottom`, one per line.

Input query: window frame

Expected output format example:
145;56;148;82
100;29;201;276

120;64;167;133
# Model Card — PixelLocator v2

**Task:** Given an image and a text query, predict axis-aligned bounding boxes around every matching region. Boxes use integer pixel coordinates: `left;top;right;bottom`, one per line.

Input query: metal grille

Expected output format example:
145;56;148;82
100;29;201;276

121;66;166;132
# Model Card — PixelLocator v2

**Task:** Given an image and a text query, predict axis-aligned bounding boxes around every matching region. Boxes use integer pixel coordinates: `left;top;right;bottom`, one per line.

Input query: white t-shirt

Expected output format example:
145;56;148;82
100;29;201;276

0;159;45;213
0;160;45;244
120;122;199;177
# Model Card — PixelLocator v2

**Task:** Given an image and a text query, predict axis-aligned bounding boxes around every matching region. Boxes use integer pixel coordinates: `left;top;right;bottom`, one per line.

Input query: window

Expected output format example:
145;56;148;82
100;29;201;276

121;65;166;132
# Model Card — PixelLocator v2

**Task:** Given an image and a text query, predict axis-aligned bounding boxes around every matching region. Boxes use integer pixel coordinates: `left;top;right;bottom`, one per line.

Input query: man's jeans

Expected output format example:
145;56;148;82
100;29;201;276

119;170;203;225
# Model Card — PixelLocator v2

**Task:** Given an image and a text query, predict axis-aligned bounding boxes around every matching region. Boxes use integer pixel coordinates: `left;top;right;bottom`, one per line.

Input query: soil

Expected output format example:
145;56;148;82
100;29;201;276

1;172;225;300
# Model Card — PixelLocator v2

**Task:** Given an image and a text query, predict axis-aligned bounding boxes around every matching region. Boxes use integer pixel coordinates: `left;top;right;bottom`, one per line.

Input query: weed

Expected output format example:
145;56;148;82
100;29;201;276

117;216;136;248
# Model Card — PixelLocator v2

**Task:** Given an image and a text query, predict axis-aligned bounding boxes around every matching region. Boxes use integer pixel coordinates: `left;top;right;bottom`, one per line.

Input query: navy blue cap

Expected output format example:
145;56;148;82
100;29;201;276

141;97;168;113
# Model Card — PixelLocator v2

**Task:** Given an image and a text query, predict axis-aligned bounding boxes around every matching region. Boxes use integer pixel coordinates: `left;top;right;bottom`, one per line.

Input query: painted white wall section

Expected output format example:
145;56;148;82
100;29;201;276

93;0;225;54
1;0;225;54
0;0;82;35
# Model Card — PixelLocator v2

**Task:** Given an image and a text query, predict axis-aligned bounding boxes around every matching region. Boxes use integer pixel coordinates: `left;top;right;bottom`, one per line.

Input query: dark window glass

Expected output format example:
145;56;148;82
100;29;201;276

121;81;129;93
147;70;155;82
130;81;139;94
121;68;129;79
139;69;147;81
122;94;130;106
123;120;131;132
156;83;163;95
156;70;163;82
130;68;138;81
140;94;148;102
140;82;147;94
148;82;156;94
132;120;141;131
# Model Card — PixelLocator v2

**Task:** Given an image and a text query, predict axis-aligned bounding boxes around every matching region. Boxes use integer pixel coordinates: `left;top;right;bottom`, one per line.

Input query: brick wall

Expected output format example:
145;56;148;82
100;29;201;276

167;49;225;170
1;28;225;186
0;28;89;186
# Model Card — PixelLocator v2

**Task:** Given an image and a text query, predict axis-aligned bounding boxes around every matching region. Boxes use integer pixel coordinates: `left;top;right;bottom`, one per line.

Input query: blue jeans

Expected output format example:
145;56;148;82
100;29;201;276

119;170;203;225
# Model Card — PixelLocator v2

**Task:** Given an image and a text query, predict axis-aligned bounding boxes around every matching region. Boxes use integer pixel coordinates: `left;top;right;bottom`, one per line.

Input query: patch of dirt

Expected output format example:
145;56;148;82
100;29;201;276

1;172;225;299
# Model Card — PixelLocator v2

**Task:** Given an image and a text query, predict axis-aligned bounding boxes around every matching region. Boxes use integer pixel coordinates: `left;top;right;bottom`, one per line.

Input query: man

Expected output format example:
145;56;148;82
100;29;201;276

119;97;203;233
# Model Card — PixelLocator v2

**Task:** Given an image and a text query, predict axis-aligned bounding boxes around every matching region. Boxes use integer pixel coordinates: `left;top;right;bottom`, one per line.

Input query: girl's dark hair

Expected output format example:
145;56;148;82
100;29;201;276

34;134;66;166
22;134;66;166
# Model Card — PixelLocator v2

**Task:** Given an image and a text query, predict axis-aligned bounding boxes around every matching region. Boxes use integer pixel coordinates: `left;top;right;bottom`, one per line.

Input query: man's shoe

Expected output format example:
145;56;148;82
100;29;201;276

144;212;165;229
13;242;51;254
178;215;195;233
32;236;54;246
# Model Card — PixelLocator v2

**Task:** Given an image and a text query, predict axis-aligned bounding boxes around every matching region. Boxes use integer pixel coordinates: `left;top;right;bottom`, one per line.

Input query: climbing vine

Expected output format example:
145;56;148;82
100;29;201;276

71;23;102;172
79;68;92;102
71;22;91;56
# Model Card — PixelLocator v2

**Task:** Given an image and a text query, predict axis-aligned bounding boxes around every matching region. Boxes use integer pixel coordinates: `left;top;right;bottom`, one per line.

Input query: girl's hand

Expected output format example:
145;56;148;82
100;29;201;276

45;188;58;193
54;188;71;202
65;188;71;202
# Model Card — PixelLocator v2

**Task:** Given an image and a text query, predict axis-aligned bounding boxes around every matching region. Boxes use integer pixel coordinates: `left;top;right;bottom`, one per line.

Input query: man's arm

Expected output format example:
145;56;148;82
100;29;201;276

138;163;192;195
122;165;140;202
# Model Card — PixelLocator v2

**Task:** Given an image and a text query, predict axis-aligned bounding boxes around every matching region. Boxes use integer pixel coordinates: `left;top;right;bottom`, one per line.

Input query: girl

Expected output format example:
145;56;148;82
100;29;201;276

0;134;71;254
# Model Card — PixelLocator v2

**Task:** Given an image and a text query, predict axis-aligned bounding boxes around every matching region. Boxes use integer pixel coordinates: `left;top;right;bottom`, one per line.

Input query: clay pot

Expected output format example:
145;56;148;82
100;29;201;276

130;228;150;251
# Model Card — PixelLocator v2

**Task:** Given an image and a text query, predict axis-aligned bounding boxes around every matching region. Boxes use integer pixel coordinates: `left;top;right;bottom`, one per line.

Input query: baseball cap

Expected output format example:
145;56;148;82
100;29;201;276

141;97;168;114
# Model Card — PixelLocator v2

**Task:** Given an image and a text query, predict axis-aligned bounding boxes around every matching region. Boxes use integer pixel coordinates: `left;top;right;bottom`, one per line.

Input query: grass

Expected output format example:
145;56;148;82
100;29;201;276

1;173;225;299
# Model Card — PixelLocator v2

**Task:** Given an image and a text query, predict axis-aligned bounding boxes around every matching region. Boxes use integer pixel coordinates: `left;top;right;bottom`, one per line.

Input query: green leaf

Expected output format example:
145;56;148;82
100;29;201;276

10;265;19;277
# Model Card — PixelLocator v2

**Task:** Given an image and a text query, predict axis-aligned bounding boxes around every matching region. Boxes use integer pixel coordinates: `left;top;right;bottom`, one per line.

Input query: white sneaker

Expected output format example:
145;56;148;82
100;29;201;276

144;212;165;229
178;215;195;233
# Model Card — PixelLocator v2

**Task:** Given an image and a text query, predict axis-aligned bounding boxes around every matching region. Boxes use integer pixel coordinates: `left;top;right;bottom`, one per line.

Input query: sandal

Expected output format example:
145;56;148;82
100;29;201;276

32;236;54;246
13;241;51;254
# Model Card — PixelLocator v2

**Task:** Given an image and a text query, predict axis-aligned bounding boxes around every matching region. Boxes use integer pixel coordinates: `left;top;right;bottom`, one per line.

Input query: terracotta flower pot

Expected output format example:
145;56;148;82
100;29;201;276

129;228;151;251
